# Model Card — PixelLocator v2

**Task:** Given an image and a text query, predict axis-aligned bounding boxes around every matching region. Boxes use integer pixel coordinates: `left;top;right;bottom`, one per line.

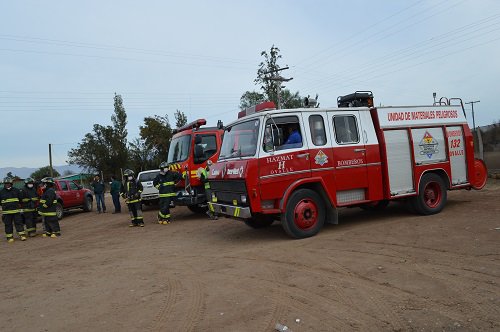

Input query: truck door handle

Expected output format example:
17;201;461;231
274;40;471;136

297;153;310;159
354;148;366;152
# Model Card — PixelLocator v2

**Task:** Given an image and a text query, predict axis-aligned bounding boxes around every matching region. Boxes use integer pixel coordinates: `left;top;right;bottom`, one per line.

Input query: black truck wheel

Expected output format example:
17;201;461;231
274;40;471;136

56;202;64;220
281;189;325;239
411;173;447;215
187;204;208;214
82;196;93;212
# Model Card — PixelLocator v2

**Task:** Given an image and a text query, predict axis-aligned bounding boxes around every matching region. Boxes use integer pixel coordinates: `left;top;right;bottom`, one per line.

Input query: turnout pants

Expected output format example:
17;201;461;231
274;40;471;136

2;213;25;240
23;211;37;235
44;216;61;236
127;202;144;225
205;188;218;219
158;197;171;221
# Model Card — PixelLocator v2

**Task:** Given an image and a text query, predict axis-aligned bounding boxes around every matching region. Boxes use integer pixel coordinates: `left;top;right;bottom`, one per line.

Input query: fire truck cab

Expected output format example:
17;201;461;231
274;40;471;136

208;92;487;238
167;119;224;213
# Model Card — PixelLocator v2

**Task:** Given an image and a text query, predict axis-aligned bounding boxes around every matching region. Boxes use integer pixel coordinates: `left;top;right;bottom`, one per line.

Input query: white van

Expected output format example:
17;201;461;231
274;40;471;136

137;169;160;205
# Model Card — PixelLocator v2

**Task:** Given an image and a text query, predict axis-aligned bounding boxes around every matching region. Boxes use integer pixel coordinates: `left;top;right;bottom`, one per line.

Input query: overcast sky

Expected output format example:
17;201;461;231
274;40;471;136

1;0;499;168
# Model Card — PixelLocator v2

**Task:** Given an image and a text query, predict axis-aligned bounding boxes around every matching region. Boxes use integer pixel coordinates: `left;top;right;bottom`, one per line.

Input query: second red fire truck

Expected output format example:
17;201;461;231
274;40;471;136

167;119;224;213
207;92;487;238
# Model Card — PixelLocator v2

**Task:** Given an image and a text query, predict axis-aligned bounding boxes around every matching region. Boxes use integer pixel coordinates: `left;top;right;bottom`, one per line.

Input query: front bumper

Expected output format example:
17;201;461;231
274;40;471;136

209;202;251;219
172;190;206;206
141;194;159;201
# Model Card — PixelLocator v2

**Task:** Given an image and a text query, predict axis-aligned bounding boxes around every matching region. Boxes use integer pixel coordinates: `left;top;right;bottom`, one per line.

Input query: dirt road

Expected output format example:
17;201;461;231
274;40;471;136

1;181;499;331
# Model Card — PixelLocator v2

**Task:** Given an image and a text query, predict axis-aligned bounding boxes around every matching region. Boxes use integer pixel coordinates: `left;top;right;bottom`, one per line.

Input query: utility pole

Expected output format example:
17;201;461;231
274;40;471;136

465;100;480;132
264;66;293;109
48;143;54;177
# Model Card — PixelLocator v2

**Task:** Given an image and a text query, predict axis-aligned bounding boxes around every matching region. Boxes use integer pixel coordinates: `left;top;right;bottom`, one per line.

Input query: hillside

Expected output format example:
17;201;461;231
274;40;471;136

0;165;83;179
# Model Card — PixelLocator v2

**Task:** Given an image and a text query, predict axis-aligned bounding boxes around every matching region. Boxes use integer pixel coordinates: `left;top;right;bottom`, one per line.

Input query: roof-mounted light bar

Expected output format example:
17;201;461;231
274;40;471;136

238;101;276;119
173;119;207;134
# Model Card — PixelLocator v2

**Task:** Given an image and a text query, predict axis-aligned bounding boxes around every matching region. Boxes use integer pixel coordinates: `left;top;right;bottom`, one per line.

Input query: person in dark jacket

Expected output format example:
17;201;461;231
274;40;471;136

20;177;39;237
91;174;106;213
153;162;181;224
120;169;144;227
110;175;122;213
1;177;26;243
38;177;61;238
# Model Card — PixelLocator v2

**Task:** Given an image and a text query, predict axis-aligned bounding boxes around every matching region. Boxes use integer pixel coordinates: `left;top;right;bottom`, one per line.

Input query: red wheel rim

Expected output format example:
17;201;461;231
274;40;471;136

293;198;318;230
471;159;487;190
423;182;442;208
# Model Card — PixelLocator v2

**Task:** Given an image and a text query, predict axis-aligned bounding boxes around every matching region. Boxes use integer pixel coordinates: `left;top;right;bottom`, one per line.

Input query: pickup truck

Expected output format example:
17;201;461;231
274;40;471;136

52;179;94;219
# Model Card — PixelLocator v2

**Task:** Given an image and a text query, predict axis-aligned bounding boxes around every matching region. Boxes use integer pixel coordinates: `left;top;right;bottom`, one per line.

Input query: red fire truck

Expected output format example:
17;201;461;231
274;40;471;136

167;119;224;213
207;92;487;238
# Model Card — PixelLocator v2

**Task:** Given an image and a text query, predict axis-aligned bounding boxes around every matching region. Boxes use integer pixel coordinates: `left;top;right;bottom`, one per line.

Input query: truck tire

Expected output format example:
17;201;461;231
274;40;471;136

411;173;447;215
244;215;275;229
56;202;64;220
188;204;207;214
82;196;93;212
281;189;325;239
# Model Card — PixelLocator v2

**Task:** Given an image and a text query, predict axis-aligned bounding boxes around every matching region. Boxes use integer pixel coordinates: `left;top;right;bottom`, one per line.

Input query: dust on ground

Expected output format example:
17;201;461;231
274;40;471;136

1;180;499;331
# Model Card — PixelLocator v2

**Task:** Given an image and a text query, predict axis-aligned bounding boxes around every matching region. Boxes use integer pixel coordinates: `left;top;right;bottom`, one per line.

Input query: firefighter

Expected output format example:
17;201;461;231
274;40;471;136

1;177;26;242
153;162;181;224
38;177;61;238
21;177;39;237
120;169;144;227
200;160;218;220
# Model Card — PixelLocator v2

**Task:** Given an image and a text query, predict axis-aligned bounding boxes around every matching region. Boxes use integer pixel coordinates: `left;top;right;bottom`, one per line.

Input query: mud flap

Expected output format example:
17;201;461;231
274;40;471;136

326;206;338;224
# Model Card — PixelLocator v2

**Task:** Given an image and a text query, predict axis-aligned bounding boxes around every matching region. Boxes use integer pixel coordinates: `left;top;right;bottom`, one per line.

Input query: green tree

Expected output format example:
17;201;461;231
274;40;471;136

128;138;156;171
241;45;304;109
30;166;60;180
68;94;129;176
280;89;303;109
255;45;283;104
239;91;265;110
139;114;173;167
174;109;188;128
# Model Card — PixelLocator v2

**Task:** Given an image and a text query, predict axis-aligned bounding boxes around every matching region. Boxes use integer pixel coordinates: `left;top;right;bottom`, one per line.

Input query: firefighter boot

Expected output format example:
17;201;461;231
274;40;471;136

6;234;14;243
162;219;171;225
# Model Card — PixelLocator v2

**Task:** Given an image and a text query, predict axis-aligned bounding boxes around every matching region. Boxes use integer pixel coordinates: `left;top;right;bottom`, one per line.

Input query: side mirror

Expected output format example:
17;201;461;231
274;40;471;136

272;127;283;146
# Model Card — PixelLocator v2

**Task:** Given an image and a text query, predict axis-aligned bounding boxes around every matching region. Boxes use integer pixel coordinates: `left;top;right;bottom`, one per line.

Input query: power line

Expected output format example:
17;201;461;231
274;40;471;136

0;34;254;65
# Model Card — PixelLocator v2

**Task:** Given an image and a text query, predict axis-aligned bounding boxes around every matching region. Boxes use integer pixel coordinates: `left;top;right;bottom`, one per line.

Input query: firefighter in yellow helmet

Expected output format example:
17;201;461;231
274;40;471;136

1;177;26;242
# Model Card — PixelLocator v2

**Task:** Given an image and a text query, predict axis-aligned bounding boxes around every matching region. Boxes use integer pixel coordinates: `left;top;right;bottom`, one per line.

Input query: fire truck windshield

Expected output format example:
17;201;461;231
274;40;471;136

167;134;191;163
219;119;260;160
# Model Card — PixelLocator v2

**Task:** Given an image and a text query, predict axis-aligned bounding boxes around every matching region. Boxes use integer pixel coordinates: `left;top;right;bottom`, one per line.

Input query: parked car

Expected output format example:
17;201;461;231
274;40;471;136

52;179;94;219
137;169;160;206
0;178;93;220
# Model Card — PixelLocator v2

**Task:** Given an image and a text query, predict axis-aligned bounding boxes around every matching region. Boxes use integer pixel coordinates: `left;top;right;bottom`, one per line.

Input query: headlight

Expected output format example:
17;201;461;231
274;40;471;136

240;195;247;203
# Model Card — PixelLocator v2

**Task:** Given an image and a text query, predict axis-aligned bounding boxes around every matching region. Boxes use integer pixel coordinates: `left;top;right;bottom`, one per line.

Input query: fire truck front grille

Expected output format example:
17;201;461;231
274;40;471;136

210;180;248;206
